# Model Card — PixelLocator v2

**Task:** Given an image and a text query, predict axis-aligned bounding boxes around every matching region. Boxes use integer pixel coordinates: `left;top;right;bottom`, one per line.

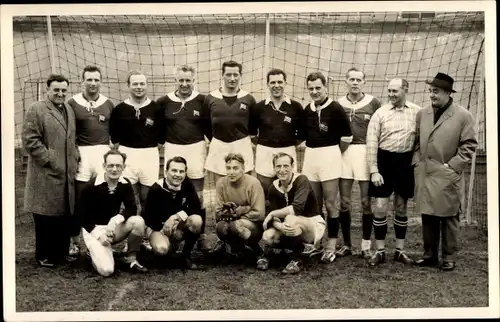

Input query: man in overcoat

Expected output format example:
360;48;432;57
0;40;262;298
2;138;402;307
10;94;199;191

23;74;80;267
413;72;478;271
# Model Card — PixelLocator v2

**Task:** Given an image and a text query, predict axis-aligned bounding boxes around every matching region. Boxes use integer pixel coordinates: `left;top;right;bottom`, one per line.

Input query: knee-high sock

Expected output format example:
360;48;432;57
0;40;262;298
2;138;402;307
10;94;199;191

199;208;206;234
393;215;408;241
182;230;199;257
362;213;373;240
327;217;340;238
338;211;351;247
373;216;388;241
281;236;305;259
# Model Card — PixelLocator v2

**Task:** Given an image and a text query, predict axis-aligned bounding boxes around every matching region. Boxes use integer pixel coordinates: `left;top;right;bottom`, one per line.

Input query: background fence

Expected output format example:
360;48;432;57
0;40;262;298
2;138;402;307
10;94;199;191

13;12;487;229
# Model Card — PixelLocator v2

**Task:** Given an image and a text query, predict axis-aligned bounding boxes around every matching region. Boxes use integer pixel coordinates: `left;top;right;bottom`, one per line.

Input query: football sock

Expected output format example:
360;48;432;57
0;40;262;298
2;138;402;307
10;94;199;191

394;215;408;240
339;210;351;247
373;216;388;241
327;217;340;238
182;230;198;257
199;208;206;234
362;213;373;240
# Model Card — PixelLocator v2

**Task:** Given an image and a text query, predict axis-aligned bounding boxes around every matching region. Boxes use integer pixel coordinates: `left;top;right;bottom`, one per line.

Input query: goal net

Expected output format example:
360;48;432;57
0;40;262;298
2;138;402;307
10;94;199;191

13;12;486;227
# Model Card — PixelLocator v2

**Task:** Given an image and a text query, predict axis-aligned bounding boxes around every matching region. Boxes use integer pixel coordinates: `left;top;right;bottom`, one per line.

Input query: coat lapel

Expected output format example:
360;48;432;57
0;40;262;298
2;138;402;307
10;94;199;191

429;103;455;137
45;98;68;130
420;108;434;154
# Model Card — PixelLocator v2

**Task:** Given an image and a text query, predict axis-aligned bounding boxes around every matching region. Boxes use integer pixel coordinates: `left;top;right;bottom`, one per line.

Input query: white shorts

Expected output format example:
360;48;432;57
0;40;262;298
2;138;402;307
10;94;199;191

76;145;109;181
341;144;370;181
302;145;342;182
205;136;254;175
119;146;159;186
164;141;207;179
255;145;297;178
308;215;327;246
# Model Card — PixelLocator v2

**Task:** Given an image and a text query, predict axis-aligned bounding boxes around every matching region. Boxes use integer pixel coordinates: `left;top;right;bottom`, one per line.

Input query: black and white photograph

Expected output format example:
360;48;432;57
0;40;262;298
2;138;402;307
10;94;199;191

1;1;498;321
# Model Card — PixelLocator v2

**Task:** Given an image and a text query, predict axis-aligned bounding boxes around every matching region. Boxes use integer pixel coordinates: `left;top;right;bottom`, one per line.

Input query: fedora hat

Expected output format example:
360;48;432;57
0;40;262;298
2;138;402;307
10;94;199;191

425;72;456;93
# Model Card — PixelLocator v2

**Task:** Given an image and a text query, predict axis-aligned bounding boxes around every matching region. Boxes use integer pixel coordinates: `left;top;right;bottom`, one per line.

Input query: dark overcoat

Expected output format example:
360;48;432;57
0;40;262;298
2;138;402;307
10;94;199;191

412;102;478;217
23;97;80;216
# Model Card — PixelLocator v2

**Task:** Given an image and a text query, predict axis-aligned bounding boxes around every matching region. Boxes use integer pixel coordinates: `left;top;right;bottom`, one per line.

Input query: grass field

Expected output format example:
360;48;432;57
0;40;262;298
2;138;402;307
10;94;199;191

15;220;489;312
12;149;490;312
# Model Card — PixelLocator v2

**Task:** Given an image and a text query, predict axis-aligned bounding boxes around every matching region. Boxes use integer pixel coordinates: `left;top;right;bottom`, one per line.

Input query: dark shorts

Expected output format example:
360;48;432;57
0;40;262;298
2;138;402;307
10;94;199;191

369;149;414;199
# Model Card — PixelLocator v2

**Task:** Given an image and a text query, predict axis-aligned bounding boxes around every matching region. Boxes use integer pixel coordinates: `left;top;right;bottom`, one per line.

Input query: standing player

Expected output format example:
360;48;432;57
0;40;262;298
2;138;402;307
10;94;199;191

260;153;326;274
109;70;165;216
336;67;381;259
156;65;211;252
301;72;353;264
366;78;420;267
67;65;115;258
204;60;257;184
252;69;304;197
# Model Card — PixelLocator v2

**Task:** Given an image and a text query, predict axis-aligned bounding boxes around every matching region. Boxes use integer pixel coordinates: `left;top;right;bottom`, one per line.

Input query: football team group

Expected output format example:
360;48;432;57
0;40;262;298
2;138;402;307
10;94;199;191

22;60;478;276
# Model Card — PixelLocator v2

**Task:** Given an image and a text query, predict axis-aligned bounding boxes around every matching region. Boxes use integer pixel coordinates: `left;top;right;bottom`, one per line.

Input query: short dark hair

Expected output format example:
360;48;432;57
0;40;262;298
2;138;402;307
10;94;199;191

166;156;188;171
225;153;245;166
306;72;327;86
346;67;365;80
272;152;295;167
222;60;242;75
126;69;146;85
103;149;127;164
267;68;287;83
46;74;69;88
82;65;102;80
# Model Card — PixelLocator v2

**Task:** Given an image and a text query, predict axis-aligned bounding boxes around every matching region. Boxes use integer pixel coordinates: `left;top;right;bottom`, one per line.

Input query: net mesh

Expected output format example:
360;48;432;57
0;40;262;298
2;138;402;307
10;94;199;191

13;12;486;228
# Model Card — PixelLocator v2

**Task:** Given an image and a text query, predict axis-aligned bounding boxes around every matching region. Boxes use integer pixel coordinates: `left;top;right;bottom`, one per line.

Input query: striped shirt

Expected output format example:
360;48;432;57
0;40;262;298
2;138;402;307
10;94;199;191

366;101;421;174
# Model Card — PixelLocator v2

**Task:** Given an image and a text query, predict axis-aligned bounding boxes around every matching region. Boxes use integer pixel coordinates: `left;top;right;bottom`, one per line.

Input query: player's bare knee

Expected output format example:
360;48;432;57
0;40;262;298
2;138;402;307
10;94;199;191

373;199;388;218
128;215;145;234
230;220;251;240
283;215;298;225
262;228;280;246
339;196;351;212
153;242;170;256
361;198;371;214
96;263;114;277
216;221;229;237
186;215;203;234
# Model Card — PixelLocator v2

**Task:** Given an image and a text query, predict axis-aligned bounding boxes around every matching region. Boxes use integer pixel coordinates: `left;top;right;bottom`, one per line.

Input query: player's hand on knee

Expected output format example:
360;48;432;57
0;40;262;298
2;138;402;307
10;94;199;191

282;223;302;237
371;172;384;187
98;233;112;247
263;213;275;230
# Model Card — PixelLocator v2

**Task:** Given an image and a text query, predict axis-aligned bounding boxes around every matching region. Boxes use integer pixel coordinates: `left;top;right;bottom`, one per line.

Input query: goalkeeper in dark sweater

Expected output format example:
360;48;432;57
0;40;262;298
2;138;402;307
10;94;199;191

259;152;326;274
143;156;204;269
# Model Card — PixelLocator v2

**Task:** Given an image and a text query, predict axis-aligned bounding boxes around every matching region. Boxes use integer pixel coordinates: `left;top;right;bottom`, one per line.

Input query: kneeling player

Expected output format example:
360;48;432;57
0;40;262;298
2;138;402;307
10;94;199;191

81;149;148;277
259;152;326;274
211;153;266;265
143;156;204;269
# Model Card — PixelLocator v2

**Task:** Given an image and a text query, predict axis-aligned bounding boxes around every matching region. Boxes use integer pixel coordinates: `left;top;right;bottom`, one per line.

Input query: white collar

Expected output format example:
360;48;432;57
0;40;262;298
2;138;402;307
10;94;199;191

166;90;199;103
210;88;249;99
337;94;373;109
272;172;300;193
124;97;152;109
265;95;292;105
73;92;108;109
309;97;333;112
94;173;128;186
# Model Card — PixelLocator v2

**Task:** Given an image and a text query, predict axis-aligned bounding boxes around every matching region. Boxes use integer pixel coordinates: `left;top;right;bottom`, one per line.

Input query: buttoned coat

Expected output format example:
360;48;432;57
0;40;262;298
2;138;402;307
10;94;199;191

23;97;80;216
412;101;478;217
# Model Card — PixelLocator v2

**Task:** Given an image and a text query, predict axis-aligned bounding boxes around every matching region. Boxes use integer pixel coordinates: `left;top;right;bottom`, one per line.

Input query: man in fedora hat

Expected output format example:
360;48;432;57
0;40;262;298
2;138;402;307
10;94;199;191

413;72;478;271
